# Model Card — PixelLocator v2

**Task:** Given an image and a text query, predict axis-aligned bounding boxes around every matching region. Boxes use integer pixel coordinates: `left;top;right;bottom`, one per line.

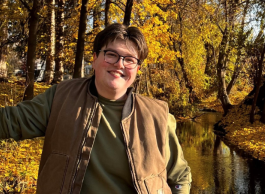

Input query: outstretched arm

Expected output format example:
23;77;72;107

0;85;57;141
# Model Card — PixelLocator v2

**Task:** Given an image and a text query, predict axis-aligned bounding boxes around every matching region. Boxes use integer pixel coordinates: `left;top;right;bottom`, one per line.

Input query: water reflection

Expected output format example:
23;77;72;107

177;112;265;194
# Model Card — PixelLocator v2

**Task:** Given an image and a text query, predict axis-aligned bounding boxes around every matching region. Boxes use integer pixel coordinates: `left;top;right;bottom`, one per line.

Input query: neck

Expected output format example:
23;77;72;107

96;86;128;101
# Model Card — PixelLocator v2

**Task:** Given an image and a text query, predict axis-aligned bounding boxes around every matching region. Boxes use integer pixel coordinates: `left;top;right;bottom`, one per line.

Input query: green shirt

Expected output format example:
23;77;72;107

81;95;135;194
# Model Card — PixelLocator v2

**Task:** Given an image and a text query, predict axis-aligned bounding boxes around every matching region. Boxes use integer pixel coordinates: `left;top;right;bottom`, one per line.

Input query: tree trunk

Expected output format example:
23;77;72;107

23;0;40;100
173;38;196;103
226;64;242;95
204;42;215;76
261;96;265;124
226;0;249;96
250;43;265;123
123;0;134;26
0;0;7;78
105;0;111;27
73;0;89;78
53;0;65;83
172;15;197;103
216;27;232;115
0;46;7;79
45;0;56;84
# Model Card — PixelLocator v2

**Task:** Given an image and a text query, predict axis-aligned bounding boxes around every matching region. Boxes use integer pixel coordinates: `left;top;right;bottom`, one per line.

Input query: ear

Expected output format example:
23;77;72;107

92;52;97;68
136;65;140;72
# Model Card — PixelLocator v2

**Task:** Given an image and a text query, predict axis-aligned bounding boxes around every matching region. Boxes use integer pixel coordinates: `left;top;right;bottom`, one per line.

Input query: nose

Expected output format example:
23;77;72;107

114;57;125;68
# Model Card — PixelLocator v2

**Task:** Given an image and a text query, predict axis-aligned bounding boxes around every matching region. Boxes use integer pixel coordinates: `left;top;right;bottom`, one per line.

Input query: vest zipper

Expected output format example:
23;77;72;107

70;101;98;194
120;123;141;194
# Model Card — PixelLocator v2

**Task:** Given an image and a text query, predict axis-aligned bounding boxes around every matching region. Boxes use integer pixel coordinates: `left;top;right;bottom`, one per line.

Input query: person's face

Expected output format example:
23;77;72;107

92;39;140;100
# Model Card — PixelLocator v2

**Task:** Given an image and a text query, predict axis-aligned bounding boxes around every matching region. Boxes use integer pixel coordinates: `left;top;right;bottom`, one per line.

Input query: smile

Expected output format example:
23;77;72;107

108;71;124;77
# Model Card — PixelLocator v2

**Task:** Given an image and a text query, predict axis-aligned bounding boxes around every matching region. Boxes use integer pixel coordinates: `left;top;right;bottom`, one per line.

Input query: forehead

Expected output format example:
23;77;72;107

104;39;139;57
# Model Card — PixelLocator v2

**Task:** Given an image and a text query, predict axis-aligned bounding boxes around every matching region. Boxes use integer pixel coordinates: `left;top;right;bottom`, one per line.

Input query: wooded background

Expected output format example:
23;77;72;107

0;0;265;118
1;1;265;192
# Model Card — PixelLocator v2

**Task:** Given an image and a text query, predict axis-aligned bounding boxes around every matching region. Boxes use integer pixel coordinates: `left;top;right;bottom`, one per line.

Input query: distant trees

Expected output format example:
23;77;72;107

0;0;264;115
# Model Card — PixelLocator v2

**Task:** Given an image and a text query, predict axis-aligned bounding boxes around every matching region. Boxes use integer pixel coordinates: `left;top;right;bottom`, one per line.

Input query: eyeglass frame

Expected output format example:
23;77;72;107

99;50;141;69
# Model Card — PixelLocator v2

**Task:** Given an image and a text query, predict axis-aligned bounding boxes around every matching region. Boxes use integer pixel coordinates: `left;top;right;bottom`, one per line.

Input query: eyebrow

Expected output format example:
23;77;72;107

104;48;135;57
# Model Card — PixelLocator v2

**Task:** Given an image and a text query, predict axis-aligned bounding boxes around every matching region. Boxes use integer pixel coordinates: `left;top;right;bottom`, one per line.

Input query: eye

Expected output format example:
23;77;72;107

106;51;118;58
125;57;136;64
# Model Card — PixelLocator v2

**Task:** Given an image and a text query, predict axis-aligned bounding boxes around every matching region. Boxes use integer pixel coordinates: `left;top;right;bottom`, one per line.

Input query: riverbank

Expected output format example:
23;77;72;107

199;93;265;161
216;103;265;161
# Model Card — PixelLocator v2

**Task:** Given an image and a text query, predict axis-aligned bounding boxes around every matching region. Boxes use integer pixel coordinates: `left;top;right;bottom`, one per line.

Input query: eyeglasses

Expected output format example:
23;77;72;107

99;50;140;69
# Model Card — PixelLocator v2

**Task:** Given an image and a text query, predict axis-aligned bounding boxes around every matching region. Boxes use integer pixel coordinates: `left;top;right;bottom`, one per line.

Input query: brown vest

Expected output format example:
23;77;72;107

36;77;172;194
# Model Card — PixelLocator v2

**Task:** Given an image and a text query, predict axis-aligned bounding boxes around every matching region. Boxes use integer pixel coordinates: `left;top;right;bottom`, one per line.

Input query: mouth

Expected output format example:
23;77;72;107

108;70;124;77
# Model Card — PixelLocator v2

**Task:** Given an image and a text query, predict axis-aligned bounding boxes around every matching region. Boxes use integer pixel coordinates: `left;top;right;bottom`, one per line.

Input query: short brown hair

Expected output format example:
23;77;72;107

93;23;148;65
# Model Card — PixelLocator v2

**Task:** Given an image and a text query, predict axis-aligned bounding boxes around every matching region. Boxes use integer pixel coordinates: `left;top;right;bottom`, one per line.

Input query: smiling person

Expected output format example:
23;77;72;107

0;23;191;194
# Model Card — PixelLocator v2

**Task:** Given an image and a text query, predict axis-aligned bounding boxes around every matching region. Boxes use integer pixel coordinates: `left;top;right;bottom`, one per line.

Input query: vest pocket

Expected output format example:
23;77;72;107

144;176;164;194
37;153;69;194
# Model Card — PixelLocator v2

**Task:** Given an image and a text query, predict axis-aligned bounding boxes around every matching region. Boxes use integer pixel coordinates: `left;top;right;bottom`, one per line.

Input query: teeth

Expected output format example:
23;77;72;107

110;71;122;77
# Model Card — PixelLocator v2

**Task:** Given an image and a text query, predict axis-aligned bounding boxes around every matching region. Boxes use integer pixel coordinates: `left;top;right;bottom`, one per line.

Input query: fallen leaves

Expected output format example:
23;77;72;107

0;138;44;193
219;103;265;161
0;78;49;193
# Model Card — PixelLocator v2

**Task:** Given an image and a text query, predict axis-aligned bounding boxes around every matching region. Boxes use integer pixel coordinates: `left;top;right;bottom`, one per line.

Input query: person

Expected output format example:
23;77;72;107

0;23;191;194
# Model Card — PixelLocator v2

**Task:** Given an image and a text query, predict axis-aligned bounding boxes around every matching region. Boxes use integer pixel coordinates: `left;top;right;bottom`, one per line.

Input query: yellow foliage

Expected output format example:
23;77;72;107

0;138;44;193
0;78;49;193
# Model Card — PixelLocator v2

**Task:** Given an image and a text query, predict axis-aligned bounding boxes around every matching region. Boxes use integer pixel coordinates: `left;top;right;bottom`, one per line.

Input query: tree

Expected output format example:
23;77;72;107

73;0;89;78
53;0;65;83
123;0;134;26
261;92;265;123
23;0;40;101
250;43;265;123
204;42;216;77
212;0;250;115
216;25;233;115
105;0;111;27
45;0;56;84
226;0;250;95
172;15;197;103
0;0;8;78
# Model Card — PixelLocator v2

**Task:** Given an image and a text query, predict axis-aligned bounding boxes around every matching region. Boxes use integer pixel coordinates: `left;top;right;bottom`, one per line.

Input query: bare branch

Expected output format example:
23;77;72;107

19;0;31;12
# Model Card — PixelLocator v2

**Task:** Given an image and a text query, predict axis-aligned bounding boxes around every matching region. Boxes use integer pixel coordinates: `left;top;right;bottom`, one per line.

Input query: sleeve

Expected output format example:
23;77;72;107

166;113;192;194
0;84;57;141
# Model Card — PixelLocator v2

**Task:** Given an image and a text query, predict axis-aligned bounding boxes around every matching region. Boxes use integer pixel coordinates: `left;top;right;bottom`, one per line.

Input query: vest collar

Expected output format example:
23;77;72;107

88;75;134;120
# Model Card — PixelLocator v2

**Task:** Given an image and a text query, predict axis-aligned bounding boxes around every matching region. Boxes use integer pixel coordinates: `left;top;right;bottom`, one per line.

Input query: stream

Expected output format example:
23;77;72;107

176;112;265;194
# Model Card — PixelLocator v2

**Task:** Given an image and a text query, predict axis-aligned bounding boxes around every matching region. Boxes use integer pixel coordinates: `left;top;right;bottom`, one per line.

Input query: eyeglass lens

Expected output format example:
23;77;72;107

104;51;138;68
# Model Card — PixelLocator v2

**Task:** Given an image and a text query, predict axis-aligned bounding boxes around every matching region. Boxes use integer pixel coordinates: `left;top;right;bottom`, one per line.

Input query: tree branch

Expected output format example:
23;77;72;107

113;0;125;7
110;1;125;12
19;0;31;12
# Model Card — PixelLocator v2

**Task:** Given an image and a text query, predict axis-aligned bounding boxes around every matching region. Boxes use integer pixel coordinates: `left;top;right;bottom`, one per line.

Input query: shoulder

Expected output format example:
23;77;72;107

133;93;169;114
57;78;90;87
56;78;91;92
52;78;93;101
134;93;168;107
167;113;177;134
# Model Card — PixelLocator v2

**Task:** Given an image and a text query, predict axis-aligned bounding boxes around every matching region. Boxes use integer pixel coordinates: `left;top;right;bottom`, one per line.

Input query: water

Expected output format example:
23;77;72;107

177;112;265;194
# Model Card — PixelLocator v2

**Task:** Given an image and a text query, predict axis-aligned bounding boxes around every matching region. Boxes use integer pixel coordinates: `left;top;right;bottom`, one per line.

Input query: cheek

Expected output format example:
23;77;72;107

126;69;138;78
94;60;109;71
